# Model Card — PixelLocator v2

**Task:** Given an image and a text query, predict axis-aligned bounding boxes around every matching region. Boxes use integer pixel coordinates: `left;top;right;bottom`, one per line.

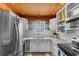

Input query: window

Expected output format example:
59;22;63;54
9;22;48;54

33;21;45;32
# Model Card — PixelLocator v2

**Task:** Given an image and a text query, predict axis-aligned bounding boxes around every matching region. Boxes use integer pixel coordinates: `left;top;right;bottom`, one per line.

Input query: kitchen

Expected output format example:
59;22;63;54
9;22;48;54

0;3;79;56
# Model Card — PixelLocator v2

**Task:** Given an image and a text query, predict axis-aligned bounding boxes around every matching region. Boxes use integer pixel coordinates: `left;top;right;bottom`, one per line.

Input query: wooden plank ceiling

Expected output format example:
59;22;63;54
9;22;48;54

0;3;63;21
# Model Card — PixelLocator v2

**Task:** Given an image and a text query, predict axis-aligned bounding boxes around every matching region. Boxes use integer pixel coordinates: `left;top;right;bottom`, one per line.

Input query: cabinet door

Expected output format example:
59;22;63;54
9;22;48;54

25;40;30;51
30;40;51;52
39;40;51;52
30;40;39;52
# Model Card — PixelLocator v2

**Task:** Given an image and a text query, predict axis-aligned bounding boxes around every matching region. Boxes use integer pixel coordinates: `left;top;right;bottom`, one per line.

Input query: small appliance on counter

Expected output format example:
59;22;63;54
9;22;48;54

71;36;79;56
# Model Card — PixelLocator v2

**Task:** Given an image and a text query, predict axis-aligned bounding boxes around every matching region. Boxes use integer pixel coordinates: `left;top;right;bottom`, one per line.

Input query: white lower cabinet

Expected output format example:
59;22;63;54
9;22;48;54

25;39;51;52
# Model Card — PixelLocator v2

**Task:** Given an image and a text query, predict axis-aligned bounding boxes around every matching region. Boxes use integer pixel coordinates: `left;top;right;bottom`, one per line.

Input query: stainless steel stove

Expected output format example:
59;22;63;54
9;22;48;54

71;36;79;56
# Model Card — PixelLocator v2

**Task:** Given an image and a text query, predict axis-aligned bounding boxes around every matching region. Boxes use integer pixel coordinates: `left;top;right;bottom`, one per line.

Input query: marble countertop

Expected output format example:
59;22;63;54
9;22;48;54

23;37;52;41
51;38;71;44
23;37;70;44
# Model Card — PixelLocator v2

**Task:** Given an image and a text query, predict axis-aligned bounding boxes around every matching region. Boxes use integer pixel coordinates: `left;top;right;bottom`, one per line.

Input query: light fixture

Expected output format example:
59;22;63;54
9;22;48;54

61;3;64;5
22;12;24;14
12;3;15;5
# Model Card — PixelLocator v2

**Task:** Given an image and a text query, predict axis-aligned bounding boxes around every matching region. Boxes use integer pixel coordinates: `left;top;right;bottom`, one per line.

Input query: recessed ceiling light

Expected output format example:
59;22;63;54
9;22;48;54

61;3;64;5
22;13;24;14
12;3;15;5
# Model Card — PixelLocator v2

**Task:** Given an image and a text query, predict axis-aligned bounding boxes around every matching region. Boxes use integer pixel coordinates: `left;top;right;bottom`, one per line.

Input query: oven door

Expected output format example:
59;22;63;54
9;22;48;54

58;49;67;56
72;41;79;56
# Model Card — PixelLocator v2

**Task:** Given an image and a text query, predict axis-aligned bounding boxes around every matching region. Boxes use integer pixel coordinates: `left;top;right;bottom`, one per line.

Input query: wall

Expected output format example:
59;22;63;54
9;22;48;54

23;20;53;38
